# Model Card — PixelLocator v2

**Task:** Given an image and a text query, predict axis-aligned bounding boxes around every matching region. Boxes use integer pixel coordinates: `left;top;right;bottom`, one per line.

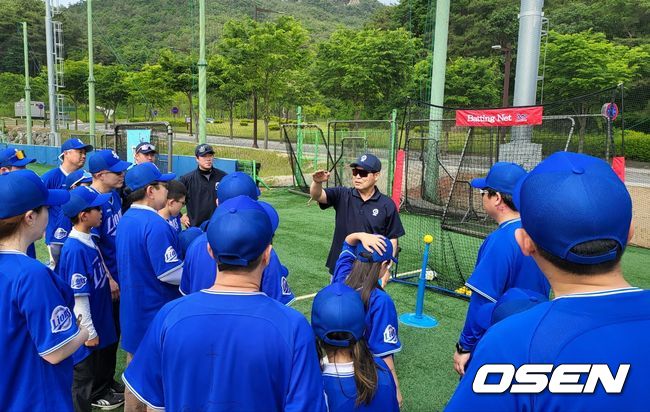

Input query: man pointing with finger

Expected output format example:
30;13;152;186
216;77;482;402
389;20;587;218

310;153;405;276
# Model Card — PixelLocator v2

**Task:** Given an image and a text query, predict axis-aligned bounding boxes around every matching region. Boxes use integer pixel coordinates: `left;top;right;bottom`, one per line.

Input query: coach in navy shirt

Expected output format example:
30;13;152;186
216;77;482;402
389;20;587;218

310;153;405;274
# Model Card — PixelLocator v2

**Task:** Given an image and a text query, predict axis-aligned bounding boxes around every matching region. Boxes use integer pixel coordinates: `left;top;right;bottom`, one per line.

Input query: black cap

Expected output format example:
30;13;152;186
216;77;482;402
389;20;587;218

195;144;215;157
135;142;157;154
350;153;381;172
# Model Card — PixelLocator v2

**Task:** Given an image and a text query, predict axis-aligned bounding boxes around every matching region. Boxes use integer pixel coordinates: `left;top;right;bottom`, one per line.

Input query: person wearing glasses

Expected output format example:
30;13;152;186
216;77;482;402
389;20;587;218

310;153;405;277
452;162;549;378
0;147;37;172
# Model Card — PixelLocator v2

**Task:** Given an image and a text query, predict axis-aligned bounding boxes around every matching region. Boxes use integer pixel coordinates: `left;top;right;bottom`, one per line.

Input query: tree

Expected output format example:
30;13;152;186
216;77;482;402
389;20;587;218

95;64;129;129
207;54;249;139
541;30;648;150
62;60;89;129
158;49;197;136
125;64;173;121
0;0;46;74
313;28;419;120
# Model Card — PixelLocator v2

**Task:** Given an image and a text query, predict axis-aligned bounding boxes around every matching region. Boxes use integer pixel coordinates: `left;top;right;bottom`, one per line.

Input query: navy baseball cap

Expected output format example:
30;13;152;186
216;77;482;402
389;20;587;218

179;227;203;257
89;149;131;174
350;153;382;172
1;148;36;167
61;138;94;153
311;283;366;348
217;172;260;203
355;236;398;264
135;142;157;154
207;195;273;267
64;169;93;189
62;186;111;218
515;151;632;264
471;162;527;195
476;288;549;329
0;170;70;219
125;162;175;191
195;143;214;157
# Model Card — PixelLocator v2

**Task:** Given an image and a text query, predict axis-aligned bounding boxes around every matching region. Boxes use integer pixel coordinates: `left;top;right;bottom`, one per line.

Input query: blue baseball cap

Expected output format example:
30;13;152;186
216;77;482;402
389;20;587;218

179;227;203;257
350;153;382;172
64;169;93;189
135;142;157;154
195;143;214;157
207;195;273;267
355;236;398;264
471;162;527;195
0;170;70;219
125;162;175;191
311;283;366;348
476;288;549;329
62;186;111;218
89;149;131;174
516;151;632;264
1;148;36;167
258;201;279;233
216;172;260;204
61;138;94;153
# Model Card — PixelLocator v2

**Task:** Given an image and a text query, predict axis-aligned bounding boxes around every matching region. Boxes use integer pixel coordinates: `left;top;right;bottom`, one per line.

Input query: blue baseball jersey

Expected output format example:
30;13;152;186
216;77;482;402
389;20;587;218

460;218;550;351
446;287;650;412
322;356;399;412
51;212;73;246
91;188;123;283
166;215;182;233
116;204;183;354
57;231;117;364
180;233;295;305
27;243;36;259
332;242;402;357
0;250;80;411
41;167;68;245
123;291;327;411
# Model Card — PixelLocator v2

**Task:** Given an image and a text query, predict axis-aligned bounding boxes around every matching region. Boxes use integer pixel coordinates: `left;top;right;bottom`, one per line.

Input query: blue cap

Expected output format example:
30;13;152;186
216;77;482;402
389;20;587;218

477;288;548;329
258;201;279;233
311;283;366;348
179;227;203;257
350;153;382;172
207;195;273;267
62;186;111;218
125;162;175;191
471;162;527;195
355;236;398;264
0;170;70;219
89;149;131;174
135;142;157;154
1;148;36;167
195;143;214;157
61;138;94;153
516;151;632;264
216;172;260;203
64;170;93;189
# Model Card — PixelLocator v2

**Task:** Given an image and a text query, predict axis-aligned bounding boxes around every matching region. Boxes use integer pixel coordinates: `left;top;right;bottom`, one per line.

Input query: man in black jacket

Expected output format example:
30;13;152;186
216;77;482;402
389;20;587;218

180;144;227;227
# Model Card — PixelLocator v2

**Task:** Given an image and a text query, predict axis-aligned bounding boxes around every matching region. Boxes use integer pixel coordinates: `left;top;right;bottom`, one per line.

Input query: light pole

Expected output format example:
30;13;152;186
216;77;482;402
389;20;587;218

492;43;512;108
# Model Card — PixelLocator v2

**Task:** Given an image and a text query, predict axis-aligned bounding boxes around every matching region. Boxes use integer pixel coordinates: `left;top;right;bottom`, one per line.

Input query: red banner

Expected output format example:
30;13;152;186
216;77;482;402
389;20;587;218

455;106;544;127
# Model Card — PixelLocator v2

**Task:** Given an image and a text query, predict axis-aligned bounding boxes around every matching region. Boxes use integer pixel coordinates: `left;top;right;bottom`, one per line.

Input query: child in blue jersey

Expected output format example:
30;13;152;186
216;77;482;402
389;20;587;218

58;186;122;411
453;162;550;377
124;195;327;411
0;170;88;411
446;152;650;412
180;172;295;305
42;138;94;269
158;179;186;234
116;162;181;411
178;226;203;259
332;231;402;406
312;282;399;412
50;170;94;254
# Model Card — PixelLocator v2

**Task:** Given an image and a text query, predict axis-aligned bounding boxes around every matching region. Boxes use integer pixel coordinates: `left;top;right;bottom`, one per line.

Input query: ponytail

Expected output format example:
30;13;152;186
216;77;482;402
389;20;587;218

345;261;383;308
351;339;378;406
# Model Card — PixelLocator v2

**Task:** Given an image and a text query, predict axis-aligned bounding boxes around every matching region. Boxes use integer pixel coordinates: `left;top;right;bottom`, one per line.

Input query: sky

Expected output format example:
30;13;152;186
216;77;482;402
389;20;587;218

56;0;399;6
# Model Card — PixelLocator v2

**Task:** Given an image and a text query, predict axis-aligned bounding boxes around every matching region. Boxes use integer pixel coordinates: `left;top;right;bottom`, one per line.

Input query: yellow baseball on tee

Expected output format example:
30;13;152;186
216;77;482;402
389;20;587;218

423;234;434;244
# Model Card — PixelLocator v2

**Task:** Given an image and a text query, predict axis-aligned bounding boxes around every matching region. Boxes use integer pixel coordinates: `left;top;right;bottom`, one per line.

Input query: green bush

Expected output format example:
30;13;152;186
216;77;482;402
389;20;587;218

623;130;650;162
268;123;280;131
240;121;249;126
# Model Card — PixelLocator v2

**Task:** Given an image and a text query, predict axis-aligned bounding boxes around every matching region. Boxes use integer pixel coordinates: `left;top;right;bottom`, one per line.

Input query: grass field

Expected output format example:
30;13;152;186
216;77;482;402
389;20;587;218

26;163;650;411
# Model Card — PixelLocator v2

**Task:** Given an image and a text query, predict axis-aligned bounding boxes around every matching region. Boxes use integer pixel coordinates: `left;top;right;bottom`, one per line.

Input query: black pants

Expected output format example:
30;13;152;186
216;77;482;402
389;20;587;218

91;299;120;401
73;351;98;412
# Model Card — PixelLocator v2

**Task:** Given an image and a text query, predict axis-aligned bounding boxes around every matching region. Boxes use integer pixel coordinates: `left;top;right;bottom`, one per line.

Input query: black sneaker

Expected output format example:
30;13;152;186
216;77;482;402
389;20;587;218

110;380;125;395
91;390;124;410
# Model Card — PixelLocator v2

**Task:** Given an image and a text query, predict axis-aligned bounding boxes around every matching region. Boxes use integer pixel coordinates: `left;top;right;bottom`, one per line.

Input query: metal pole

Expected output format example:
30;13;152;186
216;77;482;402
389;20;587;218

23;22;33;145
87;0;96;146
502;44;512;108
45;0;58;146
197;0;207;144
388;108;397;196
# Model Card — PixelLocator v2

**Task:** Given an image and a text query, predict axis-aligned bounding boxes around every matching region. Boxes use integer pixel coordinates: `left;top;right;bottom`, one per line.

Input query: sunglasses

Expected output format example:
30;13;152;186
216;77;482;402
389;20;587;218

351;168;374;178
138;144;156;153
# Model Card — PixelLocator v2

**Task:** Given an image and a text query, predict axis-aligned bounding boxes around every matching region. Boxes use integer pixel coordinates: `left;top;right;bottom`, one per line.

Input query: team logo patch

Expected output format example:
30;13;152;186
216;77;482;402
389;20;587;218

54;228;68;240
281;277;292;296
383;324;398;344
164;246;179;263
70;273;87;290
50;305;73;334
372;208;379;217
361;155;367;162
111;150;119;159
